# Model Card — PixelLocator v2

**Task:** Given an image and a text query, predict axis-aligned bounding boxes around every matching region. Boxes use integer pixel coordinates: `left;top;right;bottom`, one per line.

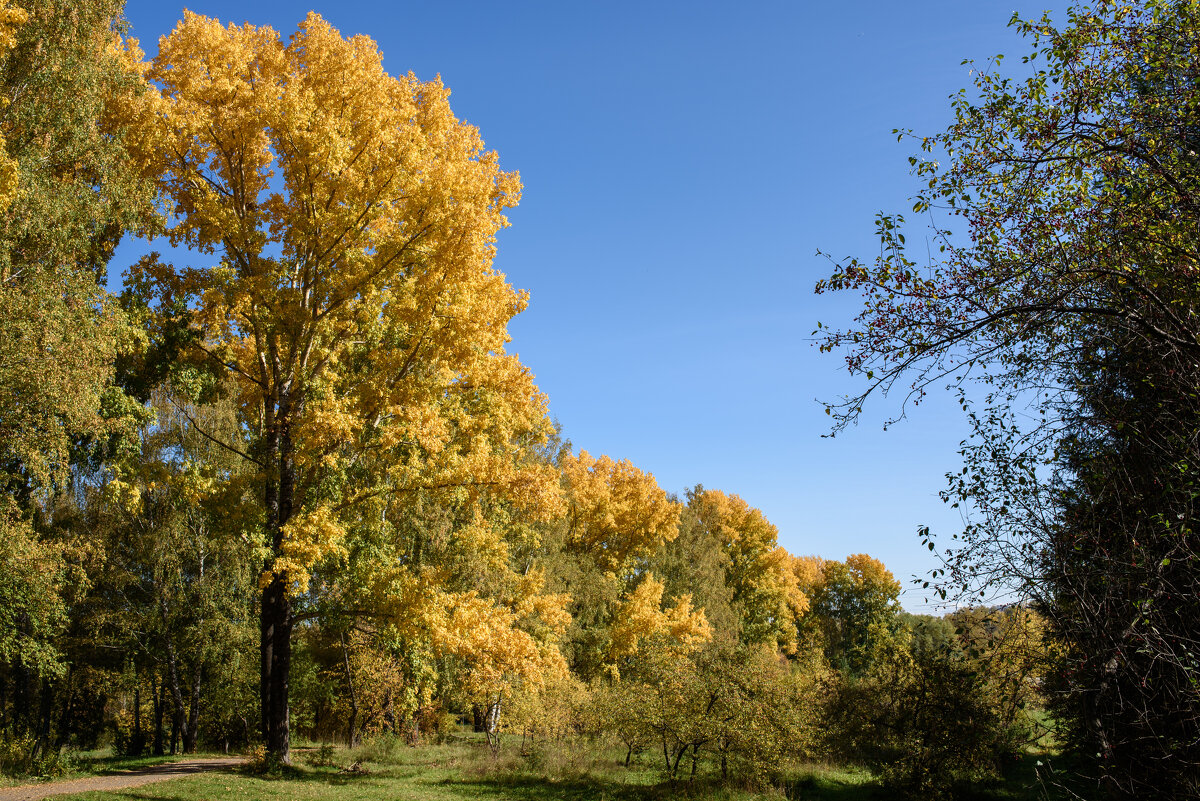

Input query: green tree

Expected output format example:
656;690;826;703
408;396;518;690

1043;332;1200;797
646;497;738;639
0;0;155;768
95;384;259;754
816;1;1200;794
0;0;154;491
805;555;902;676
829;627;1020;801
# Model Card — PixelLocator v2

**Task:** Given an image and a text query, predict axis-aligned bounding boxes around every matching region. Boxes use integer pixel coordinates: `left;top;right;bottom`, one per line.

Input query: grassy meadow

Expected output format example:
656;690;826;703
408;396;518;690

30;731;1058;801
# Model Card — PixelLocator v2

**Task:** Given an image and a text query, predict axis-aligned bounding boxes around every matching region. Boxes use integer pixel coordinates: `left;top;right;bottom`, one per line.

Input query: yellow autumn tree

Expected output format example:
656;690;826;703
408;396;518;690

560;450;680;573
130;12;561;761
608;573;712;663
687;488;807;650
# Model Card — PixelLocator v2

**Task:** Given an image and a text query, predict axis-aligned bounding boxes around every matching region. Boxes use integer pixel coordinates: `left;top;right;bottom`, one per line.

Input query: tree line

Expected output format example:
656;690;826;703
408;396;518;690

4;1;1163;799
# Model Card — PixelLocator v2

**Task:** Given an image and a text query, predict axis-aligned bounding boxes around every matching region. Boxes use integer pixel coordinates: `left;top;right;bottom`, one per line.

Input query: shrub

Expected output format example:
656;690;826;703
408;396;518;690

304;743;337;767
0;735;65;778
242;744;286;775
828;633;1024;800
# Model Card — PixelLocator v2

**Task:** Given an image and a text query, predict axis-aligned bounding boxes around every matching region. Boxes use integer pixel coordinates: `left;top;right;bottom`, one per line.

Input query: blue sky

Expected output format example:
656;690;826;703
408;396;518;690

115;0;1069;610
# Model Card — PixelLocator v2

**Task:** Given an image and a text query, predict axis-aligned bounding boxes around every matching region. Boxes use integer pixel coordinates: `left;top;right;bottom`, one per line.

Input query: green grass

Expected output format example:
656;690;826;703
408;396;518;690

30;734;1054;801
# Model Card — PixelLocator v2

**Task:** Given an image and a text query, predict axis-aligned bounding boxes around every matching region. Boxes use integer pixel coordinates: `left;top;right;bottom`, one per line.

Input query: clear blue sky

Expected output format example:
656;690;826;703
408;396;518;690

115;0;1069;611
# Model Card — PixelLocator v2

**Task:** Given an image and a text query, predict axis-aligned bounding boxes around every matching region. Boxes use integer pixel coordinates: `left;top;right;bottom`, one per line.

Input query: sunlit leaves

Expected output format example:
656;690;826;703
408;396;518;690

561;450;679;573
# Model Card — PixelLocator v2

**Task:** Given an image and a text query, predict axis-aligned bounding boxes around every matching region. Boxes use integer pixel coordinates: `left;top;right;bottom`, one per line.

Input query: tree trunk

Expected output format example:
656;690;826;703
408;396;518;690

260;397;295;764
31;677;52;761
152;672;165;756
165;639;193;753
131;670;144;756
13;657;29;731
484;692;503;755
339;631;359;748
182;661;201;753
261;575;292;760
55;667;74;748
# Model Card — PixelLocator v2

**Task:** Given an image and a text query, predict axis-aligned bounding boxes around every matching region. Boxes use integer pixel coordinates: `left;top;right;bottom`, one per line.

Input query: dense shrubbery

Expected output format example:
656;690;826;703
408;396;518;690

829;631;1026;799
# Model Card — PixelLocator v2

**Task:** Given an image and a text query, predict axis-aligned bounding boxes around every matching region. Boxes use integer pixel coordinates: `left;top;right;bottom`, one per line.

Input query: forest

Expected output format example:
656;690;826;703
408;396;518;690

1;1;1198;800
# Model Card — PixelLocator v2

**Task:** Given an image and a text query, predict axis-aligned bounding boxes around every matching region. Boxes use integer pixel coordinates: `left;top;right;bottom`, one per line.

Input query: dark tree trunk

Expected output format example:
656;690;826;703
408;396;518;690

260;395;295;764
131;671;144;756
152;672;165;756
54;668;74;748
340;631;359;748
13;658;29;732
32;677;52;760
182;661;201;753
169;698;180;755
165;639;195;753
261;575;292;759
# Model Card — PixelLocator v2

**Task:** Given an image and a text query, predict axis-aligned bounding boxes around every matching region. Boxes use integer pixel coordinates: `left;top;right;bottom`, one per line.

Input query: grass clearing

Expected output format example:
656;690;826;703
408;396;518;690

29;731;1056;801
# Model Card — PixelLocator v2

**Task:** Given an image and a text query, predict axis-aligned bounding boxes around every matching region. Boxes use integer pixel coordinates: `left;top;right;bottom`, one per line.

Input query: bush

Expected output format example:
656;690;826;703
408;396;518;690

0;735;65;778
828;635;1024;800
304;743;337;767
242;744;287;775
601;638;825;784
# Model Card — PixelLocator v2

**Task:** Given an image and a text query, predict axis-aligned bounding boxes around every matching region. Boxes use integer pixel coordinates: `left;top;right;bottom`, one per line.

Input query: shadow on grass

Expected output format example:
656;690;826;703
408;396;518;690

70;753;190;776
453;774;883;801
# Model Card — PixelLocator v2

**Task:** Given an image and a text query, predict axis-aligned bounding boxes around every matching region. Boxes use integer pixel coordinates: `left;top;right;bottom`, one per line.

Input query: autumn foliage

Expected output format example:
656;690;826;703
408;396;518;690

0;3;1060;796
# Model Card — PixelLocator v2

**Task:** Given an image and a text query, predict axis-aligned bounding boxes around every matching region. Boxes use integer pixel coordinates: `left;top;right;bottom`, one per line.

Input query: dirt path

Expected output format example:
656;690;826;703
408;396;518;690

0;757;242;801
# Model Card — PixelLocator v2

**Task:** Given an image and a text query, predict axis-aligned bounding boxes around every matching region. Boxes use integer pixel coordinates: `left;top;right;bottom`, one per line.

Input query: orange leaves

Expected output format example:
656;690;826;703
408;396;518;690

561;450;679;573
608;574;712;661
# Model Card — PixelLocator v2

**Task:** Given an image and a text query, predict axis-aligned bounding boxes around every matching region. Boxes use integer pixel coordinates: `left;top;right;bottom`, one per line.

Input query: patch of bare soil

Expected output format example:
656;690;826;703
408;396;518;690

0;757;242;800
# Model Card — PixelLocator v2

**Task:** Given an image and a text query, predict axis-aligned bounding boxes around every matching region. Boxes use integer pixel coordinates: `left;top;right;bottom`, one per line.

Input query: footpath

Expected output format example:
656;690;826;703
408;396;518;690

0;757;242;800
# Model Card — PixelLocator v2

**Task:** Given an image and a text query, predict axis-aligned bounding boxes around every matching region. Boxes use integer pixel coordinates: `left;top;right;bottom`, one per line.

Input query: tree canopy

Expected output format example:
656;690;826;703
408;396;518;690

817;1;1200;795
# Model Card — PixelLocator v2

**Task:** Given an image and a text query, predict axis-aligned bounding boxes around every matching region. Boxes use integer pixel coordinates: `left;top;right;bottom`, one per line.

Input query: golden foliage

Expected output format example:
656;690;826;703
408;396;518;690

0;0;25;209
269;505;348;594
131;11;562;594
561;450;679;572
688;489;807;649
608;573;712;661
842;553;901;595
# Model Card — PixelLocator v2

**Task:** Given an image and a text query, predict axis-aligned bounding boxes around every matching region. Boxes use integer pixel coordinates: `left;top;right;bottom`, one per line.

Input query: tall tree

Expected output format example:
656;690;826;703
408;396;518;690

0;0;155;759
815;0;1200;794
801;554;901;676
685;488;807;650
131;13;560;761
1045;328;1200;797
0;0;154;492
